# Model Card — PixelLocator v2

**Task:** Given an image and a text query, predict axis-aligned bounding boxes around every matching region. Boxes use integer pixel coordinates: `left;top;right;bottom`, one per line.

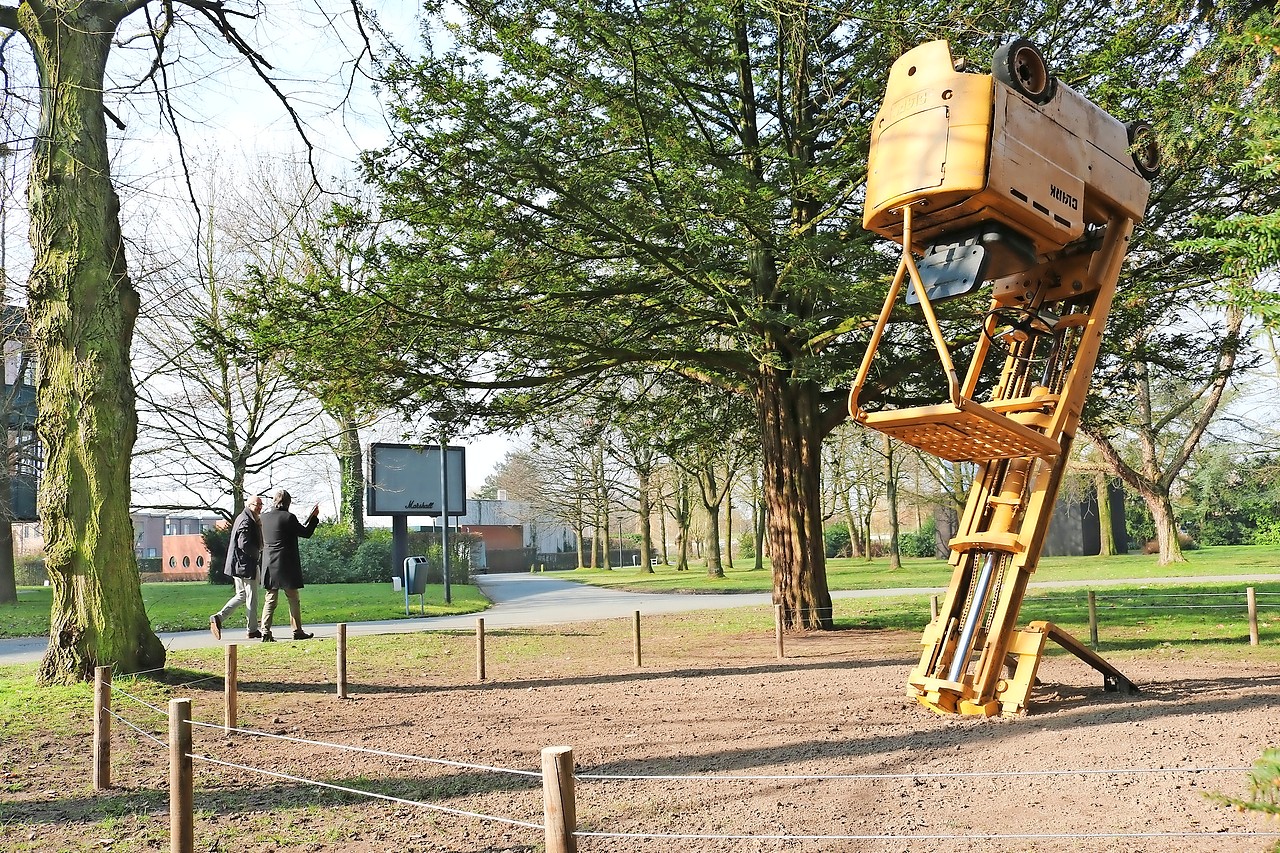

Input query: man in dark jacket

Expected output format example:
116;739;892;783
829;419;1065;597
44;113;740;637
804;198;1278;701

259;489;320;642
210;494;264;640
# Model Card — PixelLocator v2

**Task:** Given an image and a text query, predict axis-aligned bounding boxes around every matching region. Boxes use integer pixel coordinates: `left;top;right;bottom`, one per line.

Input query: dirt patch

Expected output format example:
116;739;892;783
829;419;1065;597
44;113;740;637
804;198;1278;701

4;622;1280;852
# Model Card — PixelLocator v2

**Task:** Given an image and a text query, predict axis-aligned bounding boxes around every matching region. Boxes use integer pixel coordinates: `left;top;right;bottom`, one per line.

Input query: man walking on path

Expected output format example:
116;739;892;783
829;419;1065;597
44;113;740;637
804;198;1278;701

259;489;320;642
210;494;264;640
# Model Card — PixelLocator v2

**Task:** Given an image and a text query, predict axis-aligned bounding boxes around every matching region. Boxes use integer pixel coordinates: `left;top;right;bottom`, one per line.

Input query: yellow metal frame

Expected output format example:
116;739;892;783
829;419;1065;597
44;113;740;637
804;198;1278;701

849;39;1151;716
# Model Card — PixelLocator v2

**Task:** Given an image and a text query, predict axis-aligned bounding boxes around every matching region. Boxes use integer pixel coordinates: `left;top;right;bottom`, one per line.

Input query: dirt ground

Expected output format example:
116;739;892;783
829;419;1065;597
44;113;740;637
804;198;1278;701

5;621;1280;853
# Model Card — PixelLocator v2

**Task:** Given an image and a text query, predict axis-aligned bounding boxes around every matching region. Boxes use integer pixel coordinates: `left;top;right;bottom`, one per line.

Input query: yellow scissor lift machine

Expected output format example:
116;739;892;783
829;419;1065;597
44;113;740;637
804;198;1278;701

849;38;1160;716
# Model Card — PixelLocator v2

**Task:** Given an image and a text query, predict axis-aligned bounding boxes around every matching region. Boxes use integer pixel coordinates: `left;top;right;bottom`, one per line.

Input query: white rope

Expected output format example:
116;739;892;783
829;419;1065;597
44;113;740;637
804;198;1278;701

1099;592;1246;599
577;764;1251;782
1095;602;1280;609
575;829;1280;841
104;707;166;748
172;674;223;689
109;685;166;715
186;719;540;778
189;752;543;830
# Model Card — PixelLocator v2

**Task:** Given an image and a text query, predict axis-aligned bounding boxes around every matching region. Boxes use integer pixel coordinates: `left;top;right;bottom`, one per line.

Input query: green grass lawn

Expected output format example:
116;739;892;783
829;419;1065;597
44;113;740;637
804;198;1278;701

0;581;489;639
5;543;1279;641
564;543;1280;593
822;581;1280;651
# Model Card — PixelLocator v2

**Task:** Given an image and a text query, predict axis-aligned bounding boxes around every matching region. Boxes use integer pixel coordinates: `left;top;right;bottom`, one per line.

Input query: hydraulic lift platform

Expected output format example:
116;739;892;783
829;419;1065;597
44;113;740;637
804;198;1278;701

849;38;1158;716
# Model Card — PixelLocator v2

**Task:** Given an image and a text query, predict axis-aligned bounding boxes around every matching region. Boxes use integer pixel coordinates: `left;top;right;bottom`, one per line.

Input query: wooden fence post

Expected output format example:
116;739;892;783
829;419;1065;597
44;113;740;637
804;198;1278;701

1248;587;1259;647
169;698;193;853
632;611;642;668
775;604;785;660
93;665;112;790
1088;591;1099;650
224;645;237;733
336;624;348;699
541;745;577;853
476;618;486;681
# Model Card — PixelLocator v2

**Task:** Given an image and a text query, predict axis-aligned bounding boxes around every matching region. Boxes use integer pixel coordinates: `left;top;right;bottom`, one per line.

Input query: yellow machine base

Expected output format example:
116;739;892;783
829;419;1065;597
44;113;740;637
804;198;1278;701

908;622;1138;717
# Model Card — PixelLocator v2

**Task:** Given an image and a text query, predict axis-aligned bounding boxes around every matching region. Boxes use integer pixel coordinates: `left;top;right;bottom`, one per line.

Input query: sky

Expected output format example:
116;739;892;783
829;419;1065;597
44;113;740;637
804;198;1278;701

1;1;514;514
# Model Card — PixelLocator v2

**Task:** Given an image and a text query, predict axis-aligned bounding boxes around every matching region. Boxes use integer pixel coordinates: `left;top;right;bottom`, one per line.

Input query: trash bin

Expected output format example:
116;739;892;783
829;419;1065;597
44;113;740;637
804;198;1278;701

401;556;430;616
403;556;430;595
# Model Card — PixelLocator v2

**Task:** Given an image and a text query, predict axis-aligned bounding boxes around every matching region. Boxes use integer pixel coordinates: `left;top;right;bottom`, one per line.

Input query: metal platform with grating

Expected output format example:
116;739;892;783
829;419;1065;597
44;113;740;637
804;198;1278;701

859;401;1061;463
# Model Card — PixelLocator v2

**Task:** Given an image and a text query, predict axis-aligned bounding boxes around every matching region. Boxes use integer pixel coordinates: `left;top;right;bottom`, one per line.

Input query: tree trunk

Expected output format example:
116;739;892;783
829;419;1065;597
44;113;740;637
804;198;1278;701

880;435;901;568
574;527;585;569
21;8;164;682
725;493;734;570
1147;490;1186;564
336;414;365;543
842;497;862;559
672;472;692;570
757;370;832;630
753;491;766;571
693;461;726;579
1095;472;1117;557
703;500;724;578
658;502;669;564
637;469;653;573
0;433;15;603
0;518;14;606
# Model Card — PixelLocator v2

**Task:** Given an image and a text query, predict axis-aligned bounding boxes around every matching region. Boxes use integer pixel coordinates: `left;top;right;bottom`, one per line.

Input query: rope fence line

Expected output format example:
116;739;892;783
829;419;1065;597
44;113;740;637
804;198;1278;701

87;670;1278;853
573;828;1280;842
188;751;543;830
171;673;223;690
1034;591;1280;602
81;589;1280;851
1002;585;1278;652
1101;603;1277;610
104;706;167;748
576;764;1253;782
185;717;541;778
109;684;166;715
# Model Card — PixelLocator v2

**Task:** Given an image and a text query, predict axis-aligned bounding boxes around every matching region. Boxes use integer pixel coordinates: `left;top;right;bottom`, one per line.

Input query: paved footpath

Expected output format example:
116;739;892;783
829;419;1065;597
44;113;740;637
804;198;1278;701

4;571;1279;667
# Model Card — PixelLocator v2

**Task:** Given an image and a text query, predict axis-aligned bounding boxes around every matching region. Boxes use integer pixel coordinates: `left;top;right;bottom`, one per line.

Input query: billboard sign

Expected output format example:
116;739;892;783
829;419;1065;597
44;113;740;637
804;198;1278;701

367;443;467;516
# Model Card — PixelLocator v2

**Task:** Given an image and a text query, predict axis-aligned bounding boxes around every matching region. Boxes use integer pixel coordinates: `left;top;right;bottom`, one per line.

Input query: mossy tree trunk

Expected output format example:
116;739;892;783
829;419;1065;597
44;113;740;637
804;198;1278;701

11;2;164;683
335;412;365;543
1095;472;1117;557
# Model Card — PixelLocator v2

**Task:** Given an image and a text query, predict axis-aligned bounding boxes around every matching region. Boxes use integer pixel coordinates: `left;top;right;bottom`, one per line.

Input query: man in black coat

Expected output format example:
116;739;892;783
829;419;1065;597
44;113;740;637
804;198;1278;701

210;494;264;640
259;489;320;642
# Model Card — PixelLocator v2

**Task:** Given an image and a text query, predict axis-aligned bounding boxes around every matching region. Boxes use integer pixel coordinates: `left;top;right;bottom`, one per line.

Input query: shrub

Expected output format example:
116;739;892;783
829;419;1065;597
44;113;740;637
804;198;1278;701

898;517;939;558
298;527;358;584
352;537;394;583
14;556;46;586
1254;520;1280;546
1140;530;1200;554
823;524;851;558
202;527;232;585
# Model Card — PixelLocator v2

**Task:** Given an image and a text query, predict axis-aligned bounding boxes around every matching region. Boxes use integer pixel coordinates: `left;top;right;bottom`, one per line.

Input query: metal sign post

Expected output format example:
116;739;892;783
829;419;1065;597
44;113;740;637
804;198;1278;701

440;430;452;605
